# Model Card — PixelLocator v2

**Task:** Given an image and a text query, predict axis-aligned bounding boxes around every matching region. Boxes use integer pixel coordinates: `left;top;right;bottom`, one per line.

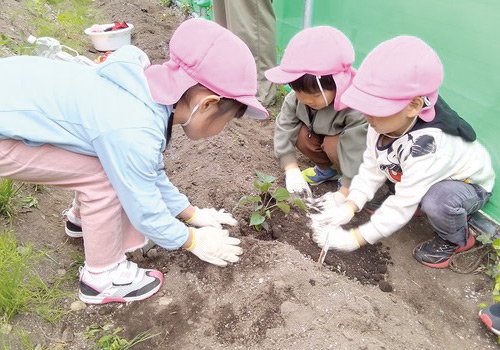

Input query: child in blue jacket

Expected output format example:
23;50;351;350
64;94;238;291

0;18;267;304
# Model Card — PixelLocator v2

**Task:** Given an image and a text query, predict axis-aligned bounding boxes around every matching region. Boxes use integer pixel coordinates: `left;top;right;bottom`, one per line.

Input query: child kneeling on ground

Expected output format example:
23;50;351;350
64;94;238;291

310;36;495;268
265;26;367;198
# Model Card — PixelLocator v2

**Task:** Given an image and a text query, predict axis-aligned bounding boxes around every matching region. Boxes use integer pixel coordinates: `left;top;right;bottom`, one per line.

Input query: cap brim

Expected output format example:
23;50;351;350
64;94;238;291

145;63;198;105
264;66;304;84
146;63;268;119
235;95;269;120
341;85;411;117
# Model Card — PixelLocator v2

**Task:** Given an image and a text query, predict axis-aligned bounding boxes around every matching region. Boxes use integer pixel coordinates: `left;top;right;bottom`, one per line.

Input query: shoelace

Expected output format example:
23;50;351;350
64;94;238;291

433;236;457;252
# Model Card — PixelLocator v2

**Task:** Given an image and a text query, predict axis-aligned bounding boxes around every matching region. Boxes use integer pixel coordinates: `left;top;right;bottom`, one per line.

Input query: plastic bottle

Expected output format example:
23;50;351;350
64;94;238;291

27;35;96;66
27;35;61;59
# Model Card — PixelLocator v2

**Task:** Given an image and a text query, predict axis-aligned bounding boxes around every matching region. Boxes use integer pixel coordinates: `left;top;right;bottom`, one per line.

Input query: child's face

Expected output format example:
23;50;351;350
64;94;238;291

364;105;416;136
179;93;236;140
364;97;424;136
295;90;336;110
181;104;235;140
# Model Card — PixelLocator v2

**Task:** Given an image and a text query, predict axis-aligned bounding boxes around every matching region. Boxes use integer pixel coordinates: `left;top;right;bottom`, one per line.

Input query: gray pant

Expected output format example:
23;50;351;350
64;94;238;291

213;0;277;107
420;180;491;246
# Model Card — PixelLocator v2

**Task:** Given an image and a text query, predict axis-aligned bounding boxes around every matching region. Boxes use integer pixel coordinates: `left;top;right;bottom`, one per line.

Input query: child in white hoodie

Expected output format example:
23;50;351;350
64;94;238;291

310;36;494;269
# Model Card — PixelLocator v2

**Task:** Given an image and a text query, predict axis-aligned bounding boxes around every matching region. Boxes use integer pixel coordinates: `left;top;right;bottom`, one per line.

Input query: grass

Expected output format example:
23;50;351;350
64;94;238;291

0;0;102;57
0;179;23;221
26;0;101;51
0;326;51;350
0;33;33;56
0;231;70;323
0;231;36;321
0;179;42;221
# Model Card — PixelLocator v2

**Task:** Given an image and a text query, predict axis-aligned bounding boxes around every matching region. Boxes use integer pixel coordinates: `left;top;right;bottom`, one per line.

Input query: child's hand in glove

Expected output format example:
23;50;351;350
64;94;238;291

311;224;364;252
308;200;356;227
186;206;237;229
306;191;346;213
185;227;243;266
285;167;312;198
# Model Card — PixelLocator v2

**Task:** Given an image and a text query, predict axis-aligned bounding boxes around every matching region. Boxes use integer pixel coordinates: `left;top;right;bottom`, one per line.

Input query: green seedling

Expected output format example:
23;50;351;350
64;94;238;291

85;323;159;350
237;171;306;231
476;231;500;301
21;195;39;209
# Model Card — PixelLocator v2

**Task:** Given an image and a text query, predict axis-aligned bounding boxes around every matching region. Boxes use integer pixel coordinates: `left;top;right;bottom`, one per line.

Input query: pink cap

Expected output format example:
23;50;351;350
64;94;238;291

341;36;443;122
265;26;356;110
144;18;268;119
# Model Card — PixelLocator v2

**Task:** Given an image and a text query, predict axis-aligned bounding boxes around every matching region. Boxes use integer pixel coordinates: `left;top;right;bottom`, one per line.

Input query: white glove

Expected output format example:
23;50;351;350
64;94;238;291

307;191;346;212
186;227;243;266
186;206;238;229
311;224;360;252
308;201;355;227
285;167;312;197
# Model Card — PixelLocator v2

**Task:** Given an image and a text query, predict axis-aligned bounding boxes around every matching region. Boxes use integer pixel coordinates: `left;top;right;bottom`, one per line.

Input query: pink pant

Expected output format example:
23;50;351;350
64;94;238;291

0;140;146;272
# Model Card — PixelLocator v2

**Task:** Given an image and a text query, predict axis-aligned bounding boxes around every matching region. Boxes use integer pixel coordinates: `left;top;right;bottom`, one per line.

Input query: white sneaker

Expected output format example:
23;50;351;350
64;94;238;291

62;207;83;238
79;260;163;304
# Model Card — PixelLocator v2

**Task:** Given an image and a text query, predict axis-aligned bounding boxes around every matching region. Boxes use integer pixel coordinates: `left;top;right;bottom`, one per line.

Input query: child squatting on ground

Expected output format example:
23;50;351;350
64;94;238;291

0;18;268;304
309;36;495;269
265;26;367;198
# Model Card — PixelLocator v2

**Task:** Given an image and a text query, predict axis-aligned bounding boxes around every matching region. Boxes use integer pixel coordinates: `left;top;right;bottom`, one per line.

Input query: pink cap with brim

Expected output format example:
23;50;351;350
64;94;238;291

264;26;356;111
341;36;443;122
144;18;268;120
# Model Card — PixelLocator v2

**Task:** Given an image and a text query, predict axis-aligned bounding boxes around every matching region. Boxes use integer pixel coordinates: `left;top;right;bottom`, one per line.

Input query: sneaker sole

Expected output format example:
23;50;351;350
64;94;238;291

414;235;476;269
479;310;500;336
79;270;164;304
65;221;83;238
419;258;452;269
65;226;83;238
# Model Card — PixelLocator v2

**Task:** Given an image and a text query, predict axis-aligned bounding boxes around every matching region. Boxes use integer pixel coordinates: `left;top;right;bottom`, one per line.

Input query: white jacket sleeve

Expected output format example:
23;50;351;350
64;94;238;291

347;127;387;209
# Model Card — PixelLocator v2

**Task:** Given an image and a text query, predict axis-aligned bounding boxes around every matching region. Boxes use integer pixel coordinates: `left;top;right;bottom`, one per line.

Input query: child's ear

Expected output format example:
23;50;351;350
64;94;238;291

198;95;221;113
407;97;424;118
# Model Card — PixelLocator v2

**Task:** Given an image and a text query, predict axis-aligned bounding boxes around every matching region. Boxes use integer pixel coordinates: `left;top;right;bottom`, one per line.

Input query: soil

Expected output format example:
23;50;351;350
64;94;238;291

0;1;498;349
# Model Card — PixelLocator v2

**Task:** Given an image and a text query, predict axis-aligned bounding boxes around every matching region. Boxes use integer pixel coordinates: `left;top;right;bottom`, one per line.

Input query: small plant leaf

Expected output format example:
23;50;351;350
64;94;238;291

292;197;308;211
272;187;290;201
250;212;265;226
238;195;261;207
477;232;493;245
253;180;272;193
256;171;276;184
276;202;290;214
265;209;272;219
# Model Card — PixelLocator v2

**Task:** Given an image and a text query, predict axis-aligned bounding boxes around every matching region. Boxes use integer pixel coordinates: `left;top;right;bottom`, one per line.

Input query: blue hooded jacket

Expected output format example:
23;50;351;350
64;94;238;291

0;45;190;249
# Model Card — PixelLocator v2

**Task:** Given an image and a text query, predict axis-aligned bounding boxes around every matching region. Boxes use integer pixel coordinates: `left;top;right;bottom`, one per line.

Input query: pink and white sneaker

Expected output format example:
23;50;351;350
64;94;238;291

79;260;163;304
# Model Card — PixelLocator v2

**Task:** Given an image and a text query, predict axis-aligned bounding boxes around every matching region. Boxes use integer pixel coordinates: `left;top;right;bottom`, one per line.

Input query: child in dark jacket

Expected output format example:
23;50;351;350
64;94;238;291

265;26;367;199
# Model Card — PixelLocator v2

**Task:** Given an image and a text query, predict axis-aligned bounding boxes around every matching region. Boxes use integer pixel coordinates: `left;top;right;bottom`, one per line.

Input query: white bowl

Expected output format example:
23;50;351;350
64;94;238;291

84;23;134;51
